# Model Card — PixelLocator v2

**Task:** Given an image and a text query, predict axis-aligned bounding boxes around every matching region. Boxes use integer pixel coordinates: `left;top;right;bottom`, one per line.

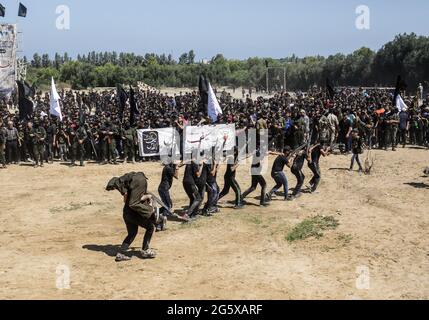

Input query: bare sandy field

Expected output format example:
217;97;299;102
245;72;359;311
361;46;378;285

0;147;428;300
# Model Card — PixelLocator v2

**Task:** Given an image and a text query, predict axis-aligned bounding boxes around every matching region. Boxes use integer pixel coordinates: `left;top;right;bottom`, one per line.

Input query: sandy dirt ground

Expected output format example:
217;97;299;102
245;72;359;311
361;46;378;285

0;147;428;300
158;87;272;100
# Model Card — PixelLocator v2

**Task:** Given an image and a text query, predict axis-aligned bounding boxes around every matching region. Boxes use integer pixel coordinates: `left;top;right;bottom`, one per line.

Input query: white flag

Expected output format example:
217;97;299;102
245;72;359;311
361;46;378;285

50;77;63;121
207;83;222;122
395;94;408;112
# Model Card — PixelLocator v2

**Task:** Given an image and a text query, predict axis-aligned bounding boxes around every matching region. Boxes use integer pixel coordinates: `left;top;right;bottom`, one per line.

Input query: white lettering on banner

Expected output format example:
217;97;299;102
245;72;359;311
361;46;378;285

184;124;236;154
0;24;17;96
137;128;180;158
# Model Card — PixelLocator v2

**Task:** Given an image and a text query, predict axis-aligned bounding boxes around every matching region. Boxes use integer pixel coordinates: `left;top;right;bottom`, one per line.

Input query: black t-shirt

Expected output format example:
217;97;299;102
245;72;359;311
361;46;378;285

183;163;198;184
196;164;208;188
57;130;68;144
225;163;235;178
225;154;238;178
46;124;57;143
0;128;5;144
206;163;217;184
271;155;289;174
251;155;263;176
311;145;322;164
292;153;306;171
343;117;352;132
159;165;175;190
352;136;363;154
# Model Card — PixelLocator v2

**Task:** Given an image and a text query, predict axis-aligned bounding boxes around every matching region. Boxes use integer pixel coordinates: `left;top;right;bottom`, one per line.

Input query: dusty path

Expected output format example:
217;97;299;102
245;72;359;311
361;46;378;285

0;147;428;299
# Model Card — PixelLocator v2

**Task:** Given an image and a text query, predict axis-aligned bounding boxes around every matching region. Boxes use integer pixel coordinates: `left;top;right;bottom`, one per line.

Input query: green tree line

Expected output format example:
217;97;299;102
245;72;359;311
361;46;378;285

26;33;429;91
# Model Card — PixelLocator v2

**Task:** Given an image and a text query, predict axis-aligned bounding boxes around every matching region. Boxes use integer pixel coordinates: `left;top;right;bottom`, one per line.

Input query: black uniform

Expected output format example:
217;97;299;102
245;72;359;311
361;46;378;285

268;154;289;200
158;164;175;216
70;126;87;166
204;162;219;213
307;145;322;192
291;152;306;196
45;123;57;163
196;163;208;202
242;153;268;206
183;163;202;217
218;157;242;207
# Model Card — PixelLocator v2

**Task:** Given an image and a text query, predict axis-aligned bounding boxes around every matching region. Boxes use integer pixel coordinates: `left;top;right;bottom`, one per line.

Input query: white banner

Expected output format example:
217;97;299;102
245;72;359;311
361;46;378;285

184;124;236;154
137;128;180;157
0;24;17;97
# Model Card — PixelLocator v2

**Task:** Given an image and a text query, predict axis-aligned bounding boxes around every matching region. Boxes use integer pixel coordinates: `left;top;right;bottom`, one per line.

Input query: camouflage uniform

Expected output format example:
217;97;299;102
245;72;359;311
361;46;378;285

29;125;47;166
386;112;399;150
100;123;118;164
69;126;87;166
122;126;137;163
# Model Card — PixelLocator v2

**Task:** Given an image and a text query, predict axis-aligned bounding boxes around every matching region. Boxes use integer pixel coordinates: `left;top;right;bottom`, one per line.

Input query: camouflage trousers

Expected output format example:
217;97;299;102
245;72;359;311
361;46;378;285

102;140;117;162
0;143;5;166
71;142;85;165
33;143;45;165
123;141;135;161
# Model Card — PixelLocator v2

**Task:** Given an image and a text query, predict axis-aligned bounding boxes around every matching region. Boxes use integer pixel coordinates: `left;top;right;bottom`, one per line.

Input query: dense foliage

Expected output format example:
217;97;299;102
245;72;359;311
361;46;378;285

26;33;429;91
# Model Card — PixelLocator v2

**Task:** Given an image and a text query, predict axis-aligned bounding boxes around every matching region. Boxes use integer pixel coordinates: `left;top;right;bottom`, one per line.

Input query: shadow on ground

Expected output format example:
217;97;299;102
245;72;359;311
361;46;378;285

82;244;141;258
404;182;429;189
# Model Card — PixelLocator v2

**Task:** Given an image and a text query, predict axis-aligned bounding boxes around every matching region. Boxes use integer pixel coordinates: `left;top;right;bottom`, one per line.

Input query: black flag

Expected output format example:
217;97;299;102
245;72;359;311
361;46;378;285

392;75;407;107
117;84;128;123
24;81;35;98
198;74;209;114
16;81;34;120
18;2;26;17
0;4;5;17
326;78;335;100
129;86;139;126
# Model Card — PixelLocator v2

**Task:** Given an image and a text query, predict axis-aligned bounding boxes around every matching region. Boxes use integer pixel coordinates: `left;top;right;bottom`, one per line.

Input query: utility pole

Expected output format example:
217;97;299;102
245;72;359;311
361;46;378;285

283;68;286;92
266;69;269;94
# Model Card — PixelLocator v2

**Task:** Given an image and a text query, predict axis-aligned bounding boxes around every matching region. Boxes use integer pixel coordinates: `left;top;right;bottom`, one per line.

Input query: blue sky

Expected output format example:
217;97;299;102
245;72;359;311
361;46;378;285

1;0;428;60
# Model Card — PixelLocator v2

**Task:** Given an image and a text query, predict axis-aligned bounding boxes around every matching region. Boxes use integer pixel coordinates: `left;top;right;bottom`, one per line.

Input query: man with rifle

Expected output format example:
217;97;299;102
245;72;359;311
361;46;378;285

100;120;118;165
55;124;69;162
69;123;87;167
121;122;138;164
28;120;46;168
